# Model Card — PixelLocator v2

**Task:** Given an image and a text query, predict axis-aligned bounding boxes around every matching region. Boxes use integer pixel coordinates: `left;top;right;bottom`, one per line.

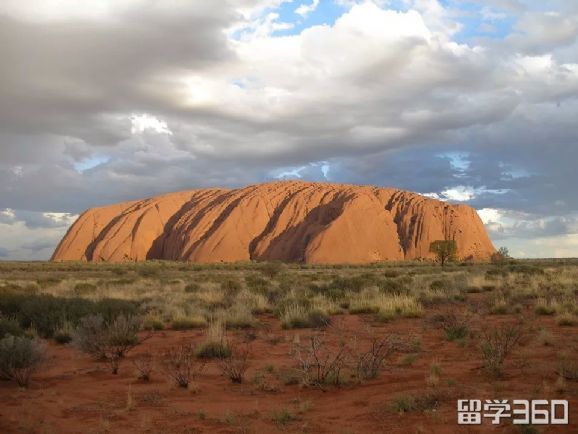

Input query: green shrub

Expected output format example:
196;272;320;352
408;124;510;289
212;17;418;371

556;313;576;326
271;408;296;426
195;342;231;359
245;274;269;294
509;264;545;275
143;315;164;331
220;279;242;294
0;316;24;338
0;335;46;387
379;279;406;295
0;293;136;338
258;262;286;278
480;325;522;378
184;283;200;293
73;282;97;295
171;316;206;330
162;344;205;388
53;321;74;344
279;303;330;329
534;298;557;315
36;277;62;288
72;314;142;373
94;298;137;322
390;391;441;413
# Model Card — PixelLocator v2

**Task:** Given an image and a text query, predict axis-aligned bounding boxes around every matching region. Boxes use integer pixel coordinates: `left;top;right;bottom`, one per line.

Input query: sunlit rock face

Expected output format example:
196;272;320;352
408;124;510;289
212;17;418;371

52;181;495;264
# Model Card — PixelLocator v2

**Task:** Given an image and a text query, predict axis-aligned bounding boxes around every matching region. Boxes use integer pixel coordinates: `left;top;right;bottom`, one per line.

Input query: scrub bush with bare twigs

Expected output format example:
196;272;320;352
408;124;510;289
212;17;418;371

480;324;522;378
132;352;154;381
72;314;143;374
218;343;251;383
293;332;349;387
353;334;401;381
162;344;205;388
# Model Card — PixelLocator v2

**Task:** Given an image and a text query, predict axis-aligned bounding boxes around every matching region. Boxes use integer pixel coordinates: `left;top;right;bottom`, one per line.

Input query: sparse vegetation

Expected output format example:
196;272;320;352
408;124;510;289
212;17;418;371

72;314;142;373
132;352;154;381
218;344;251;383
0;335;46;387
293;332;349;387
0;259;577;432
480;324;523;378
195;319;231;359
162;344;205;388
353;334;400;381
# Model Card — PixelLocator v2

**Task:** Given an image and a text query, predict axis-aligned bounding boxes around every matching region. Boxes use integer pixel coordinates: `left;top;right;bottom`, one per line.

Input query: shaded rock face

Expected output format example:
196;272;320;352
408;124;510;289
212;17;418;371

52;181;495;264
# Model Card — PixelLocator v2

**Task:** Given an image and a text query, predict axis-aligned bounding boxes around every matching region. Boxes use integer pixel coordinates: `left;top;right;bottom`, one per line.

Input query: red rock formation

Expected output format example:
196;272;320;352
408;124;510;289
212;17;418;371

51;181;495;264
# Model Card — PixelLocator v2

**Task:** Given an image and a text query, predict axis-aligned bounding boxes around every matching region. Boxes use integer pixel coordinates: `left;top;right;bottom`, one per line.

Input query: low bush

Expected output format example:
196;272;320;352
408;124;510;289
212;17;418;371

73;282;97;296
132;352;154;381
556;351;578;380
556;313;576;326
218;344;250;383
258;261;286;278
72;314;142;373
0;293;136;338
0;335;46;387
196;341;232;359
271;408;296;426
170;316;206;330
53;321;74;344
480;324;522;378
163;344;205;388
354;335;400;381
390;391;442;413
376;295;423;321
534;298;557;315
435;311;471;341
280;303;330;329
293;333;349;387
184;283;200;293
0;316;24;338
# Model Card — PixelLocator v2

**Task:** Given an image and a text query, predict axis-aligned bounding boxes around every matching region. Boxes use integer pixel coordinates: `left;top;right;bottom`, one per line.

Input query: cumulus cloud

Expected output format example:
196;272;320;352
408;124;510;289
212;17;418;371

295;0;320;18
0;0;577;259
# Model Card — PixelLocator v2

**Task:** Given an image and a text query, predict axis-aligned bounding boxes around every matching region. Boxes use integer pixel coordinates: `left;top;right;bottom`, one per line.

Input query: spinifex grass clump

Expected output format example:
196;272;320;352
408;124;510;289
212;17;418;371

279;302;330;329
195;319;231;359
170;315;206;330
376;294;423;321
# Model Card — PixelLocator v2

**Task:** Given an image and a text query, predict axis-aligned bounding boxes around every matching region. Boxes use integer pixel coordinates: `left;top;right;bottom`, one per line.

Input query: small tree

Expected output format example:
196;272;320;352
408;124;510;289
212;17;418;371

491;246;510;264
429;240;457;267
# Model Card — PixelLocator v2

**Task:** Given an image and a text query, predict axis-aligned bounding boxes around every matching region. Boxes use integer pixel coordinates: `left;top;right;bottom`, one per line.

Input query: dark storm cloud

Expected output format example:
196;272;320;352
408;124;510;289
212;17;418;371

0;0;577;259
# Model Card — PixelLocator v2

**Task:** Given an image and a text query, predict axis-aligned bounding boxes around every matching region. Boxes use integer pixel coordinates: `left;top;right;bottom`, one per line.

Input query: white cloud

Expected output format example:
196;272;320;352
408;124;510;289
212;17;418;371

131;114;172;135
1;0;578;259
296;0;320;18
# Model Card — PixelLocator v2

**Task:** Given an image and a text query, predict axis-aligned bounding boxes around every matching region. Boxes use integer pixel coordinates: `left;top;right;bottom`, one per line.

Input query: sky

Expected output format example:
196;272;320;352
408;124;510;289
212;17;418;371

0;0;577;260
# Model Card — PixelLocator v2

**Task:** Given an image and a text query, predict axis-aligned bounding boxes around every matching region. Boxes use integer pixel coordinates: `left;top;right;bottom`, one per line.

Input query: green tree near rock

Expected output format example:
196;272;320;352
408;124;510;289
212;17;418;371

429;240;457;267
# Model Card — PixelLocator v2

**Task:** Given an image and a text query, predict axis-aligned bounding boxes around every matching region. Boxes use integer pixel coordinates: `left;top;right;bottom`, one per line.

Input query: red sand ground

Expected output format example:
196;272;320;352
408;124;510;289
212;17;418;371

1;309;577;433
